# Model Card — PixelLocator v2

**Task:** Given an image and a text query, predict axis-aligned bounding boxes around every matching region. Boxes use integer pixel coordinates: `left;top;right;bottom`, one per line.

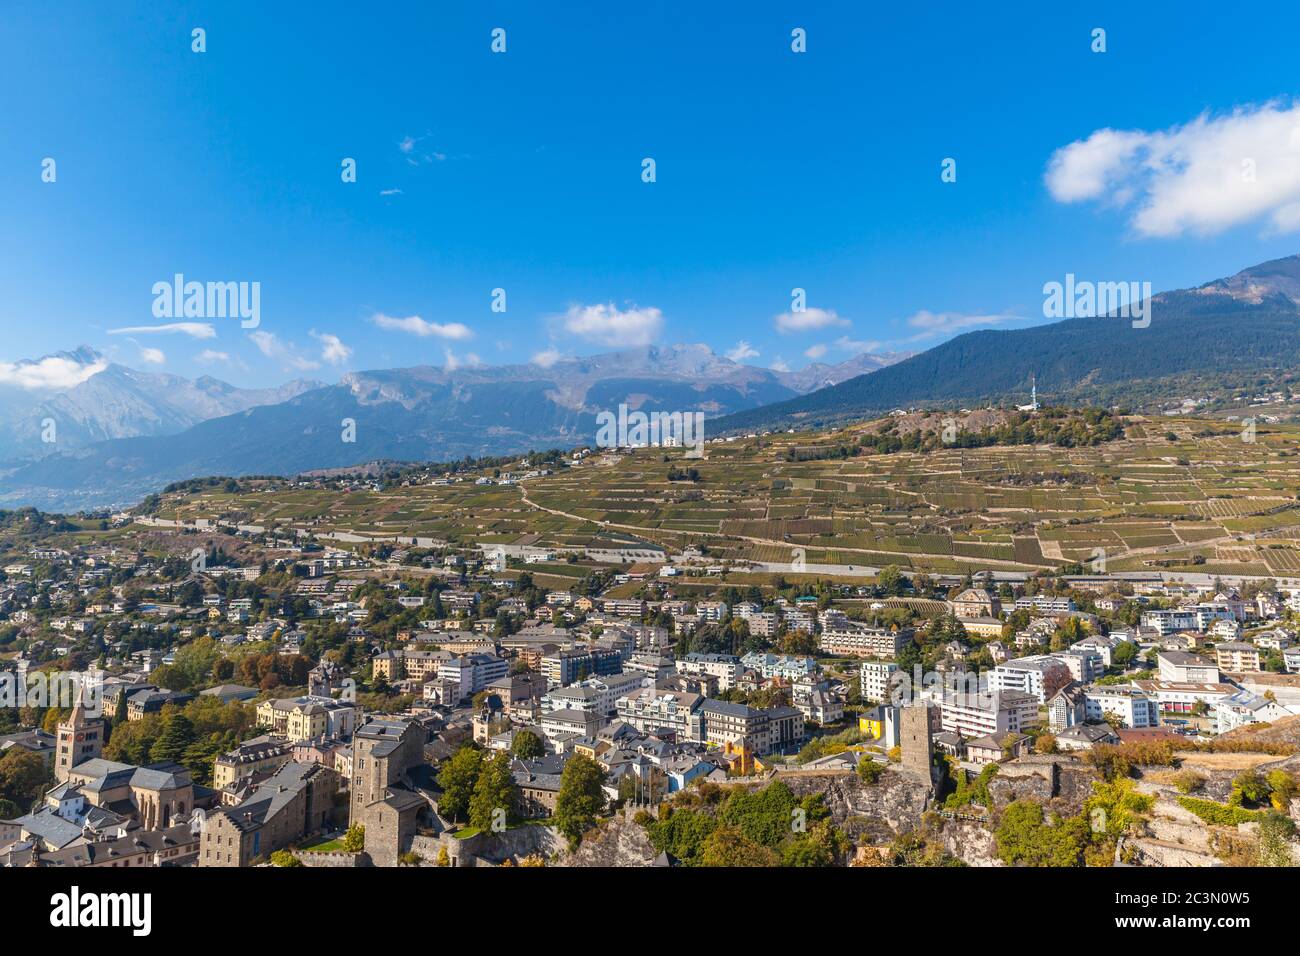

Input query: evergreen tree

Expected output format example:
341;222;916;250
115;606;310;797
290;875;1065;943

149;713;196;764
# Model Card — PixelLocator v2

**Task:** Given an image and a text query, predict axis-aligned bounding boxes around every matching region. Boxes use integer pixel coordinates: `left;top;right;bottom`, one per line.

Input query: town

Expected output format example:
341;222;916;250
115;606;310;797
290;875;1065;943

1;420;1298;870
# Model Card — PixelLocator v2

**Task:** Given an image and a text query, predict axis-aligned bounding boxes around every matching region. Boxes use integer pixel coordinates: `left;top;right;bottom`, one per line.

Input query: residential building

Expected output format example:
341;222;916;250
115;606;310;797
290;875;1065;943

1214;641;1261;673
860;661;901;704
1157;651;1220;683
989;656;1072;704
615;688;703;741
1083;687;1160;729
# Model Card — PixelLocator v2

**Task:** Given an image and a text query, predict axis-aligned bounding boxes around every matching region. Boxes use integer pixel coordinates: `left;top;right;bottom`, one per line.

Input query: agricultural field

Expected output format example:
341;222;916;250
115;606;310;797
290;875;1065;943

139;415;1300;578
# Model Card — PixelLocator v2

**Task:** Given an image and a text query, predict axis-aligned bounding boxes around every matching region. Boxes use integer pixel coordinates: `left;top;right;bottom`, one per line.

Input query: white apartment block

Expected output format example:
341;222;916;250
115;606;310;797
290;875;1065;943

860;661;901;704
1083;687;1159;729
989;656;1072;704
541;671;646;717
438;654;508;696
675;653;742;690
615;688;703;741
1051;649;1105;683
695;601;729;623
928;690;1038;739
1156;652;1220;683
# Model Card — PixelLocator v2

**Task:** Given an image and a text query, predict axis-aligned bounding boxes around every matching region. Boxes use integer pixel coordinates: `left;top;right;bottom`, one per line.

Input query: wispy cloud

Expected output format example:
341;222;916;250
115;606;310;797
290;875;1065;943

561;302;663;347
109;322;215;339
804;343;827;360
371;312;474;341
903;310;1027;340
399;133;446;166
138;346;166;365
195;349;230;365
1046;99;1300;236
774;307;849;334
441;348;480;371
834;335;883;354
311;331;353;365
248;330;321;371
531;347;563;368
726;340;759;362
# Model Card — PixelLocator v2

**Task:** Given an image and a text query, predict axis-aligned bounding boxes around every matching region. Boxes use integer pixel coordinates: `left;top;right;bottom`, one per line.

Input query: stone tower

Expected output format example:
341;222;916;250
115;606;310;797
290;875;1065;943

899;701;937;782
55;699;104;783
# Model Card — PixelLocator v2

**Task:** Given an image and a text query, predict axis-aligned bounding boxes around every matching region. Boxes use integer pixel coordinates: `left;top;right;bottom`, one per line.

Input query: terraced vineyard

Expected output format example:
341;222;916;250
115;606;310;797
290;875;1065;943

151;415;1300;578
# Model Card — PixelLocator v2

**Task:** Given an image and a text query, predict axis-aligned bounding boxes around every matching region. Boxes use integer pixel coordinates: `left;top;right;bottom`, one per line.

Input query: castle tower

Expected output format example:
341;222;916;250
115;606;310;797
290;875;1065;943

899;701;937;781
55;699;104;783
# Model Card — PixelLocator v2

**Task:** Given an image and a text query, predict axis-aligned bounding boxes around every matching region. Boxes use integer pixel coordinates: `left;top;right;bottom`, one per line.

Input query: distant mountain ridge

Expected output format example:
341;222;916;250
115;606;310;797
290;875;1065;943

714;254;1300;433
0;344;908;511
0;347;320;457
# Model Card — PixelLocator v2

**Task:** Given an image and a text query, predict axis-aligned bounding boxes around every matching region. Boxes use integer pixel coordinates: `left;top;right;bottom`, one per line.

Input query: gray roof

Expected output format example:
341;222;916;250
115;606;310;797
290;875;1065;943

16;807;84;849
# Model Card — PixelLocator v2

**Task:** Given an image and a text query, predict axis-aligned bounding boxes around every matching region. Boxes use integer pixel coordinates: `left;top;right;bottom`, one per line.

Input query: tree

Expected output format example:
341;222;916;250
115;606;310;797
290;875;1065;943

436;746;484;823
0;749;52;815
876;565;907;596
857;756;884;783
341;824;365;852
1111;641;1137;668
511;729;544;760
994;799;1086;867
469;752;519;831
554;753;607;847
1265;770;1295;811
270;850;303;867
1228;770;1271;809
699;824;779;866
148;713;196;764
1256;811;1297;867
780;821;844;867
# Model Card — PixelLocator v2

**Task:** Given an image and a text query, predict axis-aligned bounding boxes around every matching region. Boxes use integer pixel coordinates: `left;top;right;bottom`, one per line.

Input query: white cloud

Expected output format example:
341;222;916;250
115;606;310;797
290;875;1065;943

531;348;563;368
1045;100;1300;237
769;357;790;373
0;354;107;390
139;347;166;365
399;134;446;166
248;330;321;371
726;340;759;362
371;312;474;340
312;331;353;365
195;350;230;365
380;188;402;196
108;322;216;339
834;335;883;354
904;310;1025;339
774;307;849;334
561;302;663;347
804;343;828;360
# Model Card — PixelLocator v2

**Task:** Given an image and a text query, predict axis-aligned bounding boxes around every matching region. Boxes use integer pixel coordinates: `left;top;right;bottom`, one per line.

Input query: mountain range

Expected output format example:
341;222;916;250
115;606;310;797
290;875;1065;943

0;344;909;511
0;347;320;458
3;253;1299;513
715;254;1300;433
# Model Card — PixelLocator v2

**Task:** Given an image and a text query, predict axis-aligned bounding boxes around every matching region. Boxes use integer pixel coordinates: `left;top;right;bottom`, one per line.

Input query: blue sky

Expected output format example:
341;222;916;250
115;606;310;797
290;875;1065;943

4;1;1300;388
